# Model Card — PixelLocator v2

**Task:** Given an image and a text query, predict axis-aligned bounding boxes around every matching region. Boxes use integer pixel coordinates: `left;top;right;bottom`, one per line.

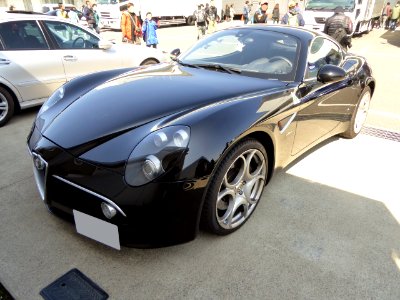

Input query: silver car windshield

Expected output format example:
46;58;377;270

179;28;300;81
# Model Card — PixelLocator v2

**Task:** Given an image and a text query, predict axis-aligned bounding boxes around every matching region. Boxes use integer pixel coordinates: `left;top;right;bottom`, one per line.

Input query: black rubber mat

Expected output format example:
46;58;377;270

40;268;108;300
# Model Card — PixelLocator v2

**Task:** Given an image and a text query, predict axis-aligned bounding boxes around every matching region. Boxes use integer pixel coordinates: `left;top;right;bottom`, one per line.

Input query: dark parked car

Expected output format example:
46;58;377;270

27;25;374;249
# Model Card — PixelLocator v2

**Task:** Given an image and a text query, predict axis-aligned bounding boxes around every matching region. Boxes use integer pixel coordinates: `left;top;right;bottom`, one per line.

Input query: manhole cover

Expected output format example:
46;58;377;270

40;268;108;300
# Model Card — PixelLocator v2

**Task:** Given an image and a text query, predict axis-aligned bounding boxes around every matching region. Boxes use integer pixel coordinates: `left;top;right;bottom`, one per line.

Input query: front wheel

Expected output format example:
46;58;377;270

341;86;371;139
140;58;159;66
201;139;268;235
0;87;14;127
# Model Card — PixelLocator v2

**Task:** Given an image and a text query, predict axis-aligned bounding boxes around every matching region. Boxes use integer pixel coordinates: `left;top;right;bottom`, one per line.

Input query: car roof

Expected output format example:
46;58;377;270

0;12;63;22
0;12;100;38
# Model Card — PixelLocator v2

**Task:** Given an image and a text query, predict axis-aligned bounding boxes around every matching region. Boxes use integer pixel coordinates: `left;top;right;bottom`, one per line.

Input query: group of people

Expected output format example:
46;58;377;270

381;1;400;31
243;1;304;26
52;1;158;48
53;1;100;34
120;2;159;48
193;0;219;39
242;1;354;50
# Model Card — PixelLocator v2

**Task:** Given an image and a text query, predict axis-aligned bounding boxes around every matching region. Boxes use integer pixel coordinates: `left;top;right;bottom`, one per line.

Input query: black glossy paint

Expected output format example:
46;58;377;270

28;26;375;248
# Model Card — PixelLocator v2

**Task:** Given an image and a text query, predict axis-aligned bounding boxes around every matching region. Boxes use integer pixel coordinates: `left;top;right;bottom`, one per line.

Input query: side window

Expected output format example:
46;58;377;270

43;21;99;49
0;21;48;50
306;37;342;79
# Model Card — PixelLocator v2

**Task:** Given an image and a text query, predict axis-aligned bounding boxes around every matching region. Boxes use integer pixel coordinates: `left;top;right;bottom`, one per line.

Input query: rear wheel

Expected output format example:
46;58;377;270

0;87;14;127
201;139;268;235
341;86;371;139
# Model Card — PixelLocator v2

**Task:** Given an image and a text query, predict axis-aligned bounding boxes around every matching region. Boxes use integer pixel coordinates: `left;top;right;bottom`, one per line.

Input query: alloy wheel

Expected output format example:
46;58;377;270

0;93;9;123
216;148;267;229
354;91;371;134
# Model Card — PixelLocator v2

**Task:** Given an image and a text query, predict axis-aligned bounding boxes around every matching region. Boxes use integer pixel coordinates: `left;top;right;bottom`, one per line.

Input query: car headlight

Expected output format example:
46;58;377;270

125;126;190;186
38;86;65;116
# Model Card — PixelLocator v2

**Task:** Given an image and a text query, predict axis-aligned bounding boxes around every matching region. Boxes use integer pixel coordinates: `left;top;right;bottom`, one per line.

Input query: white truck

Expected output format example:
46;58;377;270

97;0;203;30
302;0;386;34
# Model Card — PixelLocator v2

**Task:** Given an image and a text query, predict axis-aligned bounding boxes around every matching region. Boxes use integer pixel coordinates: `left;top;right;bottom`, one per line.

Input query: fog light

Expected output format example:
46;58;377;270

101;202;117;219
33;155;45;170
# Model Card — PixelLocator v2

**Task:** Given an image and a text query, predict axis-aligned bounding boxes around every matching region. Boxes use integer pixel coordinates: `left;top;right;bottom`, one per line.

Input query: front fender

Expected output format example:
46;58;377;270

36;67;134;133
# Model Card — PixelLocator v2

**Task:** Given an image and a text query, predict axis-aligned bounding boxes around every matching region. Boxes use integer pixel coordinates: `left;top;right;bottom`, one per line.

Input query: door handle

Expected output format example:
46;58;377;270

0;58;11;65
63;55;77;62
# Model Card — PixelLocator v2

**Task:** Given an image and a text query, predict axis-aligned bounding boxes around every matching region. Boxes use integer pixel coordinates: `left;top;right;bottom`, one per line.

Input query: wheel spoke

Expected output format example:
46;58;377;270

354;93;370;133
223;155;246;189
243;175;265;204
219;196;247;228
217;188;235;210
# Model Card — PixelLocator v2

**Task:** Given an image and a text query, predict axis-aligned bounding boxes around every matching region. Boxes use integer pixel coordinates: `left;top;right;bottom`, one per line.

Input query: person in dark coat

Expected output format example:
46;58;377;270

323;6;353;49
272;3;280;24
253;2;268;23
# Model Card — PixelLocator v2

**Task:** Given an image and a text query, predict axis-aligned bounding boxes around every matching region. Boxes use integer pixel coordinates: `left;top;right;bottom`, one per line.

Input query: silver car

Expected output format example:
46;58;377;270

0;12;169;126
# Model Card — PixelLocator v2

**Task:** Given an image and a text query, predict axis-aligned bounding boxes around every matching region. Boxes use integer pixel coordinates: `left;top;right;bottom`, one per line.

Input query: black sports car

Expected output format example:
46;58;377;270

27;26;374;249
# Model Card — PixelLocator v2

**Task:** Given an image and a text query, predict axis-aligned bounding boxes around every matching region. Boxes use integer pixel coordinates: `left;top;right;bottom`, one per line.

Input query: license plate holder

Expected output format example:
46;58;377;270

73;210;120;250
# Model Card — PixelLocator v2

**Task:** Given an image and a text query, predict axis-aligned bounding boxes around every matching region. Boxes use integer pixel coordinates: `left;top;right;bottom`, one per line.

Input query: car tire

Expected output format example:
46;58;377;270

0;87;14;127
140;59;159;66
341;86;371;139
201;139;268;235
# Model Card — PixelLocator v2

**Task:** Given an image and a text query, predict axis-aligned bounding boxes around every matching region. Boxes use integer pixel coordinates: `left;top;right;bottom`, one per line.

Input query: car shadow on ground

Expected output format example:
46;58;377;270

380;29;400;47
1;163;399;298
2;113;399;298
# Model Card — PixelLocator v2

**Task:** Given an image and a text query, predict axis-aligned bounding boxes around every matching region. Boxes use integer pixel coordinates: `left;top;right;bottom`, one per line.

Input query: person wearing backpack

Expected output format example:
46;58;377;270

323;6;353;50
121;2;142;44
243;1;251;24
206;1;219;34
194;4;207;40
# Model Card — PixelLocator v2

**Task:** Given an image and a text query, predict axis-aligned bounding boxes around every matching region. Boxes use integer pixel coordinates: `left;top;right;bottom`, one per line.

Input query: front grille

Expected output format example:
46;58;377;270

315;17;326;24
361;126;400;142
100;12;111;18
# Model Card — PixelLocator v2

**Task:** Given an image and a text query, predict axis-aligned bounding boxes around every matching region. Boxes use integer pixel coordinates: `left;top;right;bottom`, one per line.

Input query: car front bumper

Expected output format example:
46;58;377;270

27;125;207;248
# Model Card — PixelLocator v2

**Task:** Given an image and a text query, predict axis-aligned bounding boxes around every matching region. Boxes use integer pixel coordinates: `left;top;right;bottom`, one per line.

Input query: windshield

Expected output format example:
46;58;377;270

179;28;300;81
306;0;355;11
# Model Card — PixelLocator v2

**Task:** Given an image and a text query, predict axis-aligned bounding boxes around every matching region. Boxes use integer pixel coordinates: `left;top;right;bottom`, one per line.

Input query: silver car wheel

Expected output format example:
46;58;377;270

216;148;266;229
0;92;9;122
354;90;371;134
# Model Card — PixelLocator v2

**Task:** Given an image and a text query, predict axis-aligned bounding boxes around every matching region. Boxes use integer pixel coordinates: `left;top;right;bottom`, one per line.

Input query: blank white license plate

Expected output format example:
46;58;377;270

73;210;120;250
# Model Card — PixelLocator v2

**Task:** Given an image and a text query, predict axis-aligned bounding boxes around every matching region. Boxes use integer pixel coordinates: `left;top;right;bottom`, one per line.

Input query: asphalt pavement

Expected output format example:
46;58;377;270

0;23;399;299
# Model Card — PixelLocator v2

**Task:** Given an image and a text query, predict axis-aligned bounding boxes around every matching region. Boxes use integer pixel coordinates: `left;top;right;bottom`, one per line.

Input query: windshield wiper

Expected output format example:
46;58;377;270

307;6;329;10
193;63;242;74
176;59;201;69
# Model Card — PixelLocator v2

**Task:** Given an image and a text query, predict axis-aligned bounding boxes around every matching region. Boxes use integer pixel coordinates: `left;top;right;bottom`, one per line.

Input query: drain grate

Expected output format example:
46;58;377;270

361;126;400;142
40;268;108;300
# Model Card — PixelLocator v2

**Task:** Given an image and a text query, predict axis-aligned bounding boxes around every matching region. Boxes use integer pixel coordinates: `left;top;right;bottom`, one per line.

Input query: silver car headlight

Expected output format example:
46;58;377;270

125;126;190;186
38;86;65;116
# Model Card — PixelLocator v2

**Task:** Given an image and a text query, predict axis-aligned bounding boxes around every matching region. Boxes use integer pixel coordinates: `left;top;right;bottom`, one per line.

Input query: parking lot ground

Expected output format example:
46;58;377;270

1;110;400;299
1;24;400;299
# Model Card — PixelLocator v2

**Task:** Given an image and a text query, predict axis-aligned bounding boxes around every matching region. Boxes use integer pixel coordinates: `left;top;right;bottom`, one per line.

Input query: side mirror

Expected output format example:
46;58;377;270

317;64;346;83
170;48;181;61
98;39;112;50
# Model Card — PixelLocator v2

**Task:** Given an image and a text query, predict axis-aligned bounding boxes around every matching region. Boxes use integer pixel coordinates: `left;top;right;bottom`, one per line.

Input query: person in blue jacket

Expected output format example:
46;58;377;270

142;12;159;48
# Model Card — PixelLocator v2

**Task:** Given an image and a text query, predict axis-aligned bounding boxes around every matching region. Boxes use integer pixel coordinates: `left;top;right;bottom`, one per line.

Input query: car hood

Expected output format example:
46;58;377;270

43;63;286;149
